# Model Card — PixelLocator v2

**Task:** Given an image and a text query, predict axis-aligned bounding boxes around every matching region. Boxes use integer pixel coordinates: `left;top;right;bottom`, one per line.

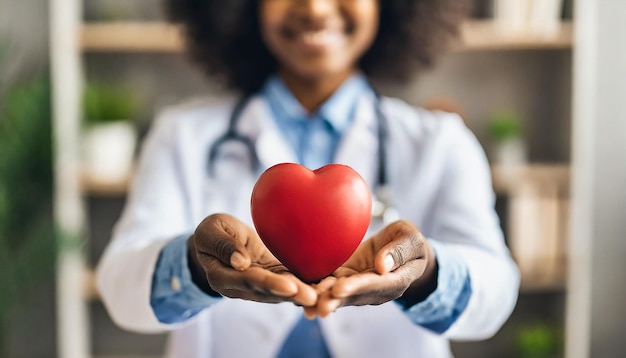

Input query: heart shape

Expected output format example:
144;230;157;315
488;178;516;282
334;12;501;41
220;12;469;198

251;163;372;283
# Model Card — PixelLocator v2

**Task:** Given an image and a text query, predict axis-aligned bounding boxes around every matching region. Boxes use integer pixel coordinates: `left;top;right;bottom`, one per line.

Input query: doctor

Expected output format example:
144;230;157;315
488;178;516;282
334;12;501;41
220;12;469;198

97;0;520;357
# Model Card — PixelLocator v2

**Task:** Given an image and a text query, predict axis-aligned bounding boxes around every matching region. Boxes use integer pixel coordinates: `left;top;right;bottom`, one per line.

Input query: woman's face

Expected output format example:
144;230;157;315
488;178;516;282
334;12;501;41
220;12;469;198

260;0;379;82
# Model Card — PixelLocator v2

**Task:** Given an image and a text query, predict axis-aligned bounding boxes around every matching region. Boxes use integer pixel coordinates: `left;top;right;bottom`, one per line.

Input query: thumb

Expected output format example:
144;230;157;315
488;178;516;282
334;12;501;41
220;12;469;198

194;214;252;271
374;222;426;275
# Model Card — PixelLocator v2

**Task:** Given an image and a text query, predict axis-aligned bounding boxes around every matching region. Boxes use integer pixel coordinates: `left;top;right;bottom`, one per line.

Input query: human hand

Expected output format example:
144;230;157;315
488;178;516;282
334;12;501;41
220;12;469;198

305;220;437;318
188;213;317;306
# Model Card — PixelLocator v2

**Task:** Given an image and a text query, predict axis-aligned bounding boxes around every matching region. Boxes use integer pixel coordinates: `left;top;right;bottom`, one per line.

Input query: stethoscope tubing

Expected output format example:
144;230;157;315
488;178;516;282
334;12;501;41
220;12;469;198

208;91;389;189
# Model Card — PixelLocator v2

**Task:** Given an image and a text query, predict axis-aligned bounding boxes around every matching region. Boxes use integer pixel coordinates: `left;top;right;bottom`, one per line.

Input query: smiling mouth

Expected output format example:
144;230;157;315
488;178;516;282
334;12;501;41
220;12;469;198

286;28;346;52
301;29;341;46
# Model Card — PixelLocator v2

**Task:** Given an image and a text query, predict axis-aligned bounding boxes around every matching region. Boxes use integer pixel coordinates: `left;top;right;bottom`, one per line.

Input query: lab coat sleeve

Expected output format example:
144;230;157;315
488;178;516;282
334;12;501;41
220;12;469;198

397;240;472;333
431;118;520;340
96;110;210;333
151;234;221;323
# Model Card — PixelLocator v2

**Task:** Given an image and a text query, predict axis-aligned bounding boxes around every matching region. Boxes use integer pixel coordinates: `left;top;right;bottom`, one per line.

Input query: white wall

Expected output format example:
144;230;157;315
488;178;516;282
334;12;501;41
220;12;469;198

567;0;626;357
0;0;48;72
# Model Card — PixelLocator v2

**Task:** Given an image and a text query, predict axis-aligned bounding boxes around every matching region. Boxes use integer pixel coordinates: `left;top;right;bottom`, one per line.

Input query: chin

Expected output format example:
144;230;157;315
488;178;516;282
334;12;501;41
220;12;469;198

290;61;351;81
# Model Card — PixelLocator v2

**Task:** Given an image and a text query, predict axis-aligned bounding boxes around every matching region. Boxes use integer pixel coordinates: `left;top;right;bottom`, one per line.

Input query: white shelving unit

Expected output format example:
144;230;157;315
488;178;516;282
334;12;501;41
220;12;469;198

492;165;570;293
50;0;90;357
51;6;574;356
77;20;573;53
459;21;573;51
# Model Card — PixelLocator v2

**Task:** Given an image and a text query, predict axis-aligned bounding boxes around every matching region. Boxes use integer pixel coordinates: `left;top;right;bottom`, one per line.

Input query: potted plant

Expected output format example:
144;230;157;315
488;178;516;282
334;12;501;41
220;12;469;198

487;109;527;168
82;83;139;184
0;73;55;354
516;323;562;358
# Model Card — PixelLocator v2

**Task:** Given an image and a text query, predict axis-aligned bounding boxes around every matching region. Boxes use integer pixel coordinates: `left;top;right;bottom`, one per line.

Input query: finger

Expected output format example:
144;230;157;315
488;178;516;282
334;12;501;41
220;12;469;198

194;214;252;270
313;276;337;294
294;276;337;310
303;306;317;320
316;290;344;318
375;222;426;274
201;256;295;298
333;260;428;300
243;269;318;306
305;277;337;319
244;266;299;297
332;266;359;278
283;275;318;306
331;271;390;298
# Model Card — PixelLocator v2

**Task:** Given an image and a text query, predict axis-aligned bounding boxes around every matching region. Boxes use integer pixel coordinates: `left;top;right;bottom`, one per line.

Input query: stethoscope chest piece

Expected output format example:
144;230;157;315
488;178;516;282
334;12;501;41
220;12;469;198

371;185;400;229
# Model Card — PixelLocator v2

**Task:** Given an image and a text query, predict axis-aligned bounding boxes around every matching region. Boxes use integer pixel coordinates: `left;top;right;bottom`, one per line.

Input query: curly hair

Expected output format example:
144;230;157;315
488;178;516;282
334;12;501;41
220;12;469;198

165;0;469;94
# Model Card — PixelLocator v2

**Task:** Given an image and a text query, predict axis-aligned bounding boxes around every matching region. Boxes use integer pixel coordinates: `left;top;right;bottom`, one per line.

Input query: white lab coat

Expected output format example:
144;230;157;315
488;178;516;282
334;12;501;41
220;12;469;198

97;92;520;358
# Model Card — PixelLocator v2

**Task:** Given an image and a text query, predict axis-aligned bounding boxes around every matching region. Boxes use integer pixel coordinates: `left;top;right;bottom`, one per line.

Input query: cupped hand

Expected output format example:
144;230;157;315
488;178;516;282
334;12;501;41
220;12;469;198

310;220;437;318
188;213;317;306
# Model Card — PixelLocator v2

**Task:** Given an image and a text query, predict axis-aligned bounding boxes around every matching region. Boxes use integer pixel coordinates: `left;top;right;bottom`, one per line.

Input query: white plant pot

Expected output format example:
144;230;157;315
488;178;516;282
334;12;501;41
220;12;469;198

82;121;137;184
493;0;563;38
527;0;564;38
493;0;531;36
492;138;528;187
493;138;527;167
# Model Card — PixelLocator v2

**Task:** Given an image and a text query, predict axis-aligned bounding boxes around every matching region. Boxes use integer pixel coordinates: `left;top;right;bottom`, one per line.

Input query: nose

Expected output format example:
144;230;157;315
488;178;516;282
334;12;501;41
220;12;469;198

293;0;338;24
300;0;334;13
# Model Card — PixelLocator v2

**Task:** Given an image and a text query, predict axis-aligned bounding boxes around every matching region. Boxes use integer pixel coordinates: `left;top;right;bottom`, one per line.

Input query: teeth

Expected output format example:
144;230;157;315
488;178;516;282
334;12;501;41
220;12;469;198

300;30;337;46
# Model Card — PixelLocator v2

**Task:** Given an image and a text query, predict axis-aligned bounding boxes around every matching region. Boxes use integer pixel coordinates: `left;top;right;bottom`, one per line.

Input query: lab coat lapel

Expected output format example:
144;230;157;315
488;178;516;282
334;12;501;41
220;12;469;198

237;96;298;171
334;93;380;189
236;93;380;186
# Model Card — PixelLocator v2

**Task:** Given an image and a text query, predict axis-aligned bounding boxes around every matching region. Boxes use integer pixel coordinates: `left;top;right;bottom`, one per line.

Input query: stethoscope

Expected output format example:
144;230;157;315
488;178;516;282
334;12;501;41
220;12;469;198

207;92;400;227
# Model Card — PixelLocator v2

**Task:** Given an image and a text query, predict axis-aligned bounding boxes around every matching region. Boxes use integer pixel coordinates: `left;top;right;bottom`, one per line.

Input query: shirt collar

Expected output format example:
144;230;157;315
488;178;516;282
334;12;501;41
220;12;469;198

261;73;371;133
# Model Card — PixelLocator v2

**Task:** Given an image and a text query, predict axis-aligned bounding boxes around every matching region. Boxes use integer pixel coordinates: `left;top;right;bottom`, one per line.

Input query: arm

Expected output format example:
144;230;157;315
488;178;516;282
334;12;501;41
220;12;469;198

312;118;518;339
428;120;520;340
96;110;200;332
150;213;318;324
97;111;316;332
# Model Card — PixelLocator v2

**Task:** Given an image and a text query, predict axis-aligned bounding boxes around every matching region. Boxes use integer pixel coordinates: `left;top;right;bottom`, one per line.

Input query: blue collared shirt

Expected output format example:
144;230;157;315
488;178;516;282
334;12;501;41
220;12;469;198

263;74;367;169
150;74;472;336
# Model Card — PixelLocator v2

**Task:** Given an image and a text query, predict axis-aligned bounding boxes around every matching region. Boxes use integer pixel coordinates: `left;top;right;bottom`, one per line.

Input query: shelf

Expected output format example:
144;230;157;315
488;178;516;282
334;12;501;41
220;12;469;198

80;22;183;52
520;274;566;294
83;178;130;196
458;21;573;51
84;268;99;300
491;164;570;195
80;20;573;53
83;164;570;196
82;171;132;196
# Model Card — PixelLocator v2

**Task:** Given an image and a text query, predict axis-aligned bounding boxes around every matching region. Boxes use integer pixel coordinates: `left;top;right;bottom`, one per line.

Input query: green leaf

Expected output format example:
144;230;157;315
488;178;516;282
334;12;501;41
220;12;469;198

487;110;524;142
516;324;561;357
83;83;139;123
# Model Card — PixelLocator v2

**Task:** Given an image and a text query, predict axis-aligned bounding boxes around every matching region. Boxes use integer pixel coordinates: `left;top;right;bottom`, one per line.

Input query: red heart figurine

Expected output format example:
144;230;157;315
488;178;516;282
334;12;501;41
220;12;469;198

251;163;372;283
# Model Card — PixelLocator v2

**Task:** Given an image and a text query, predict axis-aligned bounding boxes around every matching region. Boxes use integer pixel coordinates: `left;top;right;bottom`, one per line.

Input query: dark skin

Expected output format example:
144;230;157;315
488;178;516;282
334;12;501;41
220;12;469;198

188;0;438;318
188;214;317;306
306;221;437;318
260;0;379;112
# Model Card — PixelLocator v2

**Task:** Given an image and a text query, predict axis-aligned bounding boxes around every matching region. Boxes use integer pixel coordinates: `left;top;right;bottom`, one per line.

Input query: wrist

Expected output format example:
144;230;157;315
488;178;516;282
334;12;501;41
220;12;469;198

396;240;438;308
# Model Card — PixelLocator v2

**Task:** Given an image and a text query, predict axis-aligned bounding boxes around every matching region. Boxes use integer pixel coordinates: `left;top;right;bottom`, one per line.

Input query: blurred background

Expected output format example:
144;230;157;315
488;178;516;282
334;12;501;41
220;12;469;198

1;0;625;357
